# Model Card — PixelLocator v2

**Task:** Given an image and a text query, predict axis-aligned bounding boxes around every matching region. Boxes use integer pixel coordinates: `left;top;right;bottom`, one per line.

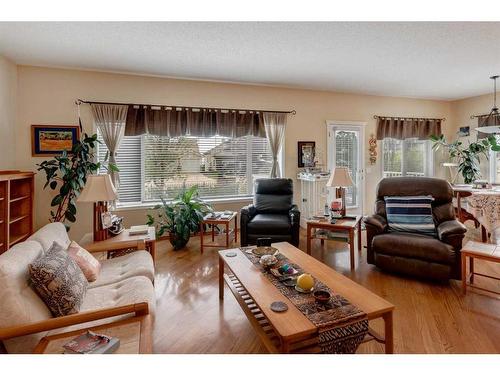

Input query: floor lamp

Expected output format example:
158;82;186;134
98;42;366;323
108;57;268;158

326;167;354;217
78;174;118;242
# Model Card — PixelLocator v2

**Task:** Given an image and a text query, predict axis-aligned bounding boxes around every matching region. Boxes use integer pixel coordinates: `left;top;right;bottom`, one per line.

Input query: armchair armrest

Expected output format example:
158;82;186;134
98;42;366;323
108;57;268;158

437;219;467;245
85;239;146;254
364;214;388;234
289;204;300;226
240;204;257;219
0;303;149;341
240;204;257;247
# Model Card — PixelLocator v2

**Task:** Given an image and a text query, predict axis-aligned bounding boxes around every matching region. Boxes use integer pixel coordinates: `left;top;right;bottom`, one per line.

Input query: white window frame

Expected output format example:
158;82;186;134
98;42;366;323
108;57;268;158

95;129;285;208
381;138;434;178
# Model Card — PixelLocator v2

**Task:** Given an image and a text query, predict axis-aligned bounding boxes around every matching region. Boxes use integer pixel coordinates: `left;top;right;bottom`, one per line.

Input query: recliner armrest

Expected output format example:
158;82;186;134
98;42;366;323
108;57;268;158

241;204;257;219
364;214;388;234
289;204;300;226
437;220;467;242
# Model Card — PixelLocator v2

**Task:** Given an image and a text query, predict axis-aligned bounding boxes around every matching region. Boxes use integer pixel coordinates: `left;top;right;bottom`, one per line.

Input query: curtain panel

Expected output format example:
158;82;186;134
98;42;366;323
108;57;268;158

376;117;442;140
90;103;128;189
263;112;287;178
125;106;266;138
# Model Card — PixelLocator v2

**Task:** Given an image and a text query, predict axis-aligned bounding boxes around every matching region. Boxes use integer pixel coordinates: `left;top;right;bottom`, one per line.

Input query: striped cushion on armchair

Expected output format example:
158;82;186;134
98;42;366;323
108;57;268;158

384;195;436;236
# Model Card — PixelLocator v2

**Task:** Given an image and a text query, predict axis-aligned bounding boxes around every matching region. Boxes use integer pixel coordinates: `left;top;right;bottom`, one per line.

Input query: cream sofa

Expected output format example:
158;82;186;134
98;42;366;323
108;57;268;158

0;223;156;353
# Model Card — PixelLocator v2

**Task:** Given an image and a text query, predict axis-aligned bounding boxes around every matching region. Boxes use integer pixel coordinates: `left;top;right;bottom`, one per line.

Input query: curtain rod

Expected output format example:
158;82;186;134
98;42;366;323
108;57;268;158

76;99;296;115
373;115;446;121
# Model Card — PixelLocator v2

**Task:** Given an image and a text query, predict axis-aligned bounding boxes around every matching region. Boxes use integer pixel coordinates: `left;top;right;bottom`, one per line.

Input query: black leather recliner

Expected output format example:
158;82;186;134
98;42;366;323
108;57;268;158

240;178;300;247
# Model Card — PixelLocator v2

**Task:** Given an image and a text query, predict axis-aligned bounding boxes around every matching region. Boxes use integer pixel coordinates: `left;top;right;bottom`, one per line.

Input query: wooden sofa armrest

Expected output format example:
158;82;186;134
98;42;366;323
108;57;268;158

0;302;149;341
85;239;146;254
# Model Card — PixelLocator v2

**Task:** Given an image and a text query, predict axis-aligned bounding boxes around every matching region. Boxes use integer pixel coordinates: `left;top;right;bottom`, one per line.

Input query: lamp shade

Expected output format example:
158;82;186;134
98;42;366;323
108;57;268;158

475;125;500;134
78;174;118;203
326;167;354;188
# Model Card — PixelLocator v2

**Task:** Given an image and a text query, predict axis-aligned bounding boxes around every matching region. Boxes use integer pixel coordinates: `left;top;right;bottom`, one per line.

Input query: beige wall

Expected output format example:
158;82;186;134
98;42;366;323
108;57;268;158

0;56;17;169
449;92;499;181
14;65;453;241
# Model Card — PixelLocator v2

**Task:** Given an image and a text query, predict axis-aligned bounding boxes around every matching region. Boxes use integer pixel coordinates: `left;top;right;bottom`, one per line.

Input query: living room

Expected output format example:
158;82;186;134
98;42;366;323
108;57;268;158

0;1;499;373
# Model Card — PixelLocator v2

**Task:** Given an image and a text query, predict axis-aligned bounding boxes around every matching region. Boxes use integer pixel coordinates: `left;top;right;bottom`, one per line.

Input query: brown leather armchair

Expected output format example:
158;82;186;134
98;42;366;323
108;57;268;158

364;177;467;281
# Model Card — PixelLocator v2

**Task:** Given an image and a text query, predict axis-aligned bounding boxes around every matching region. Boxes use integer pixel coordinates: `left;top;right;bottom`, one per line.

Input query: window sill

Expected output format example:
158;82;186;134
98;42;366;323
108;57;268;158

114;196;253;212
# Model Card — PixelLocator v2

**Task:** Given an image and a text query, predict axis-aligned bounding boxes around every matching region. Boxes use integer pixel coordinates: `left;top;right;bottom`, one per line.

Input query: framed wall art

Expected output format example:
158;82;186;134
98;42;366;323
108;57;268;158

31;125;80;157
297;141;316;168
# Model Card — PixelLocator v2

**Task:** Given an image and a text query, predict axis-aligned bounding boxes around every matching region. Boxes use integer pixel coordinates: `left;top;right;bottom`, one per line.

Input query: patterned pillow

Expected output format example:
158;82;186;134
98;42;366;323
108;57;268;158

66;241;101;282
29;242;88;317
385;195;436;236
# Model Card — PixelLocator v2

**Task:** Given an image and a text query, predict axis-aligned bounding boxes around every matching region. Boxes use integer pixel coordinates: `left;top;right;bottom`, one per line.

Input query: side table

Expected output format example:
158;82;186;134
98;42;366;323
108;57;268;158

461;240;500;295
80;227;157;263
200;212;237;254
306;216;362;270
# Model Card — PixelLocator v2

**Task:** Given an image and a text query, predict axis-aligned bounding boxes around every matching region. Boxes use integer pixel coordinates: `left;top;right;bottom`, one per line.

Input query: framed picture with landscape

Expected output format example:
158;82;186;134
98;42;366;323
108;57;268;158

31;125;80;157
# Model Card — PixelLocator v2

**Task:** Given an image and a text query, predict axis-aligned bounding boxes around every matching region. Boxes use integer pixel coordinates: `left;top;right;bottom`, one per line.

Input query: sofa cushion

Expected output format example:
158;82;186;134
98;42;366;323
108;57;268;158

385;195;437;236
372;232;455;265
27;222;71;253
67;241;101;282
82;276;155;318
0;240;52;353
247;214;291;235
90;250;154;288
29;242;88;317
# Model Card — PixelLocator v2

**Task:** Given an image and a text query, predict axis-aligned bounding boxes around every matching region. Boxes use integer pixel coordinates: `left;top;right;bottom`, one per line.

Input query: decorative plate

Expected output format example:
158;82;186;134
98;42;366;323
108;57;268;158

252;246;279;257
270;301;288;312
295;285;314;294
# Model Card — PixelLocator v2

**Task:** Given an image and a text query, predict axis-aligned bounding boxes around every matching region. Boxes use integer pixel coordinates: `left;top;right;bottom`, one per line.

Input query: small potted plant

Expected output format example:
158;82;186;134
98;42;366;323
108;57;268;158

146;185;212;250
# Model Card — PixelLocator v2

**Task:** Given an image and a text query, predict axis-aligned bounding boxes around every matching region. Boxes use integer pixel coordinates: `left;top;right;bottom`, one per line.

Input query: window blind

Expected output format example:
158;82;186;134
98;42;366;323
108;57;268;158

98;133;273;203
382;138;429;178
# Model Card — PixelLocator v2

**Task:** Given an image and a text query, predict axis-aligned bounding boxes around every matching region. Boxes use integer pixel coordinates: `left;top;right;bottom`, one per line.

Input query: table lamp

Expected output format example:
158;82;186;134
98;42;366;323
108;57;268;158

78;174;118;241
326;167;354;217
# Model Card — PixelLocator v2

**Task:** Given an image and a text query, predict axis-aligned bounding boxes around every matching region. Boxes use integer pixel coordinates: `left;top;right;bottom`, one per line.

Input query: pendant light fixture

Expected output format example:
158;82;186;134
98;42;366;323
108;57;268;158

475;75;500;134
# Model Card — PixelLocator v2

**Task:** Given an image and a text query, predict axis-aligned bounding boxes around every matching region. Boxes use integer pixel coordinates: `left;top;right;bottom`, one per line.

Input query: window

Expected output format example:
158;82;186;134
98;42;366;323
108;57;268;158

382;138;433;178
98;133;274;205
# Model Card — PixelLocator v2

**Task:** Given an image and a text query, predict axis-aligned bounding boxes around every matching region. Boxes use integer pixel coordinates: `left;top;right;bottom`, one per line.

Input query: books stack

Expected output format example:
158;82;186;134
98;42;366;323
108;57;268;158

63;331;120;354
129;225;149;235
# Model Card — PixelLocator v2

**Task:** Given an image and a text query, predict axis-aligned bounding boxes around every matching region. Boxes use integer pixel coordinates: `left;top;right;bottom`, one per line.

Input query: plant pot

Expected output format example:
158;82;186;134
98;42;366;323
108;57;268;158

169;232;190;250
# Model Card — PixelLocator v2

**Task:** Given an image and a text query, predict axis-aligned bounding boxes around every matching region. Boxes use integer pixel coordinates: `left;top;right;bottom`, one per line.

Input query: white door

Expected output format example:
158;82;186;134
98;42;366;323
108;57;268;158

327;122;365;215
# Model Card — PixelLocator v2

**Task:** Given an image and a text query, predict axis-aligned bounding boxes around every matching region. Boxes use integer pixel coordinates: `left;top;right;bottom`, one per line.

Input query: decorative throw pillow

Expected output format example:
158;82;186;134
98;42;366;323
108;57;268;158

66;241;101;282
385;195;437;236
29;242;88;317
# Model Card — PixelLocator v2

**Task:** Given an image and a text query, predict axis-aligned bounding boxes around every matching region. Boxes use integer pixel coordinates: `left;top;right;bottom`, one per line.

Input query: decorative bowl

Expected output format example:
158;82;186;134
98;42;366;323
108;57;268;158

259;254;278;268
252;246;279;257
295;285;314;293
313;289;331;304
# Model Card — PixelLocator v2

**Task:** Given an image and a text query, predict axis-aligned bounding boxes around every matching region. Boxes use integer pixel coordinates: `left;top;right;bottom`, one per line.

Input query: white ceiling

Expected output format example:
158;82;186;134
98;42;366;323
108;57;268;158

1;22;500;100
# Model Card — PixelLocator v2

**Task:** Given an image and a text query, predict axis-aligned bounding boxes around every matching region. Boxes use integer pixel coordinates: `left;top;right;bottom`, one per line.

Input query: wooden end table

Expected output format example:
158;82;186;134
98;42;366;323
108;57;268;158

306;216;362;270
200;212;237;254
80;227;157;263
461;240;500;295
33;314;153;354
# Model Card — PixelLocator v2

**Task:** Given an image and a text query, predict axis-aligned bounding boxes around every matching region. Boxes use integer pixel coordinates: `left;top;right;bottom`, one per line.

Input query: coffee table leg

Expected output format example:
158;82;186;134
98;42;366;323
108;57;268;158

219;255;224;300
383;311;394;354
461;252;467;294
307;224;312;255
349;229;355;270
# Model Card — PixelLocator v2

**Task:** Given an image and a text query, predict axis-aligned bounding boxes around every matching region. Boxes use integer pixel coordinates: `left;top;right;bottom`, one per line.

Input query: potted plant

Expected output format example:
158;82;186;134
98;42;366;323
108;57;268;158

430;134;500;184
146;185;212;250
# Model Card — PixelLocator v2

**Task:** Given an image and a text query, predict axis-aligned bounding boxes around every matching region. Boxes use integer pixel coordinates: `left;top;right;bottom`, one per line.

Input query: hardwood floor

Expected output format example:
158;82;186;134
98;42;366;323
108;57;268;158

152;226;500;354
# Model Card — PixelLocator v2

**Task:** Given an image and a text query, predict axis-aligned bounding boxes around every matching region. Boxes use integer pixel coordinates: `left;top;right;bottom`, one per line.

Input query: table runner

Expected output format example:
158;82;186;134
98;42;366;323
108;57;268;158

241;248;368;354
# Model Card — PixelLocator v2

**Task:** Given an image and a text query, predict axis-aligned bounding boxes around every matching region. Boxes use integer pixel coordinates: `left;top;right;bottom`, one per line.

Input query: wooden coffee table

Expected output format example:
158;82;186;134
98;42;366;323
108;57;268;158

461;240;500;295
218;242;395;354
200;212;237;254
306;216;362;270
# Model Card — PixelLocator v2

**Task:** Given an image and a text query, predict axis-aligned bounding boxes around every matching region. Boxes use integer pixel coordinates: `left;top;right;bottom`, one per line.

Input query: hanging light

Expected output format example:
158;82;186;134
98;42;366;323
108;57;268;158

475;75;500;134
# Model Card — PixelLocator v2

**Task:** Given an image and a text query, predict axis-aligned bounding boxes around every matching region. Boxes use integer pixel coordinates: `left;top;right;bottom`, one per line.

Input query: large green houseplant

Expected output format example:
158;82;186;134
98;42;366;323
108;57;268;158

430;134;500;184
146;185;212;250
37;133;118;229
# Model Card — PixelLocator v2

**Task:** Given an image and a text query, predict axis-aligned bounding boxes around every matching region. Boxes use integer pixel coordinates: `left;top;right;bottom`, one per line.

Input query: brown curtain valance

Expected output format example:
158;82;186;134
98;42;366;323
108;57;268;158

125;106;266;138
376;117;442;140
